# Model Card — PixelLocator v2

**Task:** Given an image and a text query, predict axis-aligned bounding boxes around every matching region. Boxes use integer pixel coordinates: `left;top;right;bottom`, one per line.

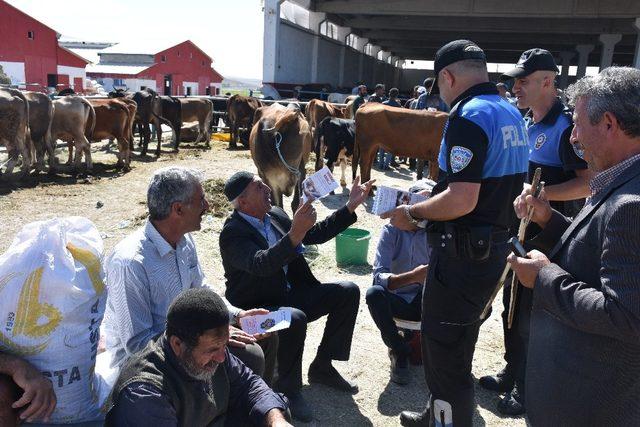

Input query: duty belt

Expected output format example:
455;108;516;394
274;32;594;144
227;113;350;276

426;224;510;260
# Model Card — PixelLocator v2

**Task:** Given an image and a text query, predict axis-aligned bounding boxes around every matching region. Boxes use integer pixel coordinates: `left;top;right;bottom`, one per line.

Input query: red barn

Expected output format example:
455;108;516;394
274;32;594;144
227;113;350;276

76;40;223;96
0;0;89;92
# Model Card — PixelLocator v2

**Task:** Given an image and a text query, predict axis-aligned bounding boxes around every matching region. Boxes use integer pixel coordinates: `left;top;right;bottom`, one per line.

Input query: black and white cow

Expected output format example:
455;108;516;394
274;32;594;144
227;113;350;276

316;116;355;187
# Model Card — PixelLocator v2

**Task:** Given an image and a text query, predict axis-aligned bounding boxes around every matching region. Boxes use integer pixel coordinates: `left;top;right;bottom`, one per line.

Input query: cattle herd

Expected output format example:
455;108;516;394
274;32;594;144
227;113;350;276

0;88;446;211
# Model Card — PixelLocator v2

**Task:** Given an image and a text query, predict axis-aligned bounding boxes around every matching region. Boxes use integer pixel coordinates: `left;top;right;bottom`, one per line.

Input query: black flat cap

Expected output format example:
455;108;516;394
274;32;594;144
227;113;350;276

501;48;559;80
224;171;254;201
430;40;486;95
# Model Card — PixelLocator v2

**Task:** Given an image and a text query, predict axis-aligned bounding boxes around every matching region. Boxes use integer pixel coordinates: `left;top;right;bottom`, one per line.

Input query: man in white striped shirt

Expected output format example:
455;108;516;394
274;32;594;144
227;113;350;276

103;167;277;383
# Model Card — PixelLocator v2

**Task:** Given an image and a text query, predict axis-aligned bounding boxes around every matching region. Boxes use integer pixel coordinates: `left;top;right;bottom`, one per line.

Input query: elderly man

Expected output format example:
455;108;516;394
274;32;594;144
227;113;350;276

509;67;640;425
103;167;277;384
382;40;529;426
219;171;373;422
106;288;291;426
480;48;591;415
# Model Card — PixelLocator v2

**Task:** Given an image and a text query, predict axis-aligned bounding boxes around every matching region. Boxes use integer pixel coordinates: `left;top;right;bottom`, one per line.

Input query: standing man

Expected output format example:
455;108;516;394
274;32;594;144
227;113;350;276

368;84;387;103
103;167;277;383
479;48;591;416
351;85;368;116
219;172;373;422
509;66;640;425
382;40;529;426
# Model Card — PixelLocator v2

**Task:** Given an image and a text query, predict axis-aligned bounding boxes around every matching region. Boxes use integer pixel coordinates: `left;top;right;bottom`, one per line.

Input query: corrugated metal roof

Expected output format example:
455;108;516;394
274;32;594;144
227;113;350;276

99;39;183;55
86;64;149;75
67;48;103;64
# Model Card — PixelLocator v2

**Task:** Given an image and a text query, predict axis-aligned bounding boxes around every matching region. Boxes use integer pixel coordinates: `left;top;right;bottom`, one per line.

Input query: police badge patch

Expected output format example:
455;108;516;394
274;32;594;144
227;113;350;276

450;146;473;173
534;133;546;149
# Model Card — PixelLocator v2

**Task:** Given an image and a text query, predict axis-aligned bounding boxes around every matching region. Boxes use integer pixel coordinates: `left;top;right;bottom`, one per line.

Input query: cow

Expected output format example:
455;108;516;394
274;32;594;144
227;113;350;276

50;96;95;171
24;91;54;172
0;87;31;176
305;99;348;171
316;117;355;187
352;102;448;184
250;103;312;212
154;96;182;149
227;95;262;149
87;98;136;170
131;88;163;156
179;98;213;146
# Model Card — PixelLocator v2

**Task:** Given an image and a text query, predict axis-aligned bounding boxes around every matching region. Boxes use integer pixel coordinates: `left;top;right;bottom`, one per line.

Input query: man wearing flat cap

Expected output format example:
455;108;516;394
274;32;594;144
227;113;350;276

479;48;591;416
219;171;373;422
382;40;529;426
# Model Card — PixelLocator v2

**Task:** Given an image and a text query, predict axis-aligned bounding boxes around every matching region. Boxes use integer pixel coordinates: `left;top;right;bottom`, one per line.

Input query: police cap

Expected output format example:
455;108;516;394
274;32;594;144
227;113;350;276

430;40;486;95
501;48;559;80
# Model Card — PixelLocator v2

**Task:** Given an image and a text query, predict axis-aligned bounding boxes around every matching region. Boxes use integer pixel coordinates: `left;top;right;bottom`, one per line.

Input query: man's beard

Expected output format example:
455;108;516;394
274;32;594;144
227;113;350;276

179;348;219;382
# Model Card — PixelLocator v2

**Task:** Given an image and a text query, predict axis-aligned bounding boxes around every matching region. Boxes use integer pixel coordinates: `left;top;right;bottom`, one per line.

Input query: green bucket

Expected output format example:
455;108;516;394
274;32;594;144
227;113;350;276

335;228;371;265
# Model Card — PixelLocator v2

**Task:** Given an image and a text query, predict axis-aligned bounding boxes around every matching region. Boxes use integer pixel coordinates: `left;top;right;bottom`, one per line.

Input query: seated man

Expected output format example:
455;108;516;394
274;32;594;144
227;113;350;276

219;171;373;422
103;166;276;383
106;288;291;426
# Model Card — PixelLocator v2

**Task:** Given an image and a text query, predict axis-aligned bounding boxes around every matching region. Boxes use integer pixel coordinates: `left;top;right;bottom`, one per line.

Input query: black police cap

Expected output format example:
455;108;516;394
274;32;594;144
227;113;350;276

224;171;254;201
501;48;559;80
430;40;486;95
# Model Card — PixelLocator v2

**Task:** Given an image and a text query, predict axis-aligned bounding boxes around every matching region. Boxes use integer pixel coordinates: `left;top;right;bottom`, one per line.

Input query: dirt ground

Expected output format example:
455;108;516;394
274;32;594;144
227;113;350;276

0;138;525;426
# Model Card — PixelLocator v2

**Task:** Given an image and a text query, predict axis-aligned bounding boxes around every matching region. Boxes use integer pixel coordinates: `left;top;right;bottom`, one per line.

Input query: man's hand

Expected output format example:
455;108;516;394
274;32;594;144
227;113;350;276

513;184;553;228
236;309;272;342
265;408;293;427
380;205;417;231
228;325;257;348
11;359;56;423
413;264;428;284
507;249;551;288
289;200;316;245
346;176;375;213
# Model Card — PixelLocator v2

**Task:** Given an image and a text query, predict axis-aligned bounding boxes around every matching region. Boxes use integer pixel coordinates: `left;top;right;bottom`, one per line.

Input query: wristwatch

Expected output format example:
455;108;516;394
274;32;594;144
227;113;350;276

403;205;427;228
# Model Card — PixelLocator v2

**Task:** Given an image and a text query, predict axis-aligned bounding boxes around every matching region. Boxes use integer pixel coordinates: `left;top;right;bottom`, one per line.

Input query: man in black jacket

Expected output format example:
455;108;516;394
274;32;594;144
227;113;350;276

219;171;373;422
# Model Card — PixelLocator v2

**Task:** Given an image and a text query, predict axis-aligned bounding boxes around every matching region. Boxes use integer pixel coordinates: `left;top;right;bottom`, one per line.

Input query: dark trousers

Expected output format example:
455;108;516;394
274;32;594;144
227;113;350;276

500;274;527;381
274;281;360;393
421;245;508;427
365;285;421;354
229;333;279;386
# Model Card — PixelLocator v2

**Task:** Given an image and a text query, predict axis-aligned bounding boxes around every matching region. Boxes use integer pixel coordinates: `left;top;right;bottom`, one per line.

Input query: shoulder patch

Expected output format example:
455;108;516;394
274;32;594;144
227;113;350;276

450;146;473;173
534;133;546;149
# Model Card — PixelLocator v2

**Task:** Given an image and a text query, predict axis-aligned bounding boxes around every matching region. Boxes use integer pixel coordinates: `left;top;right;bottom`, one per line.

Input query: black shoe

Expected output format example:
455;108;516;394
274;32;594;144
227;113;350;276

308;359;358;393
285;390;313;422
478;366;514;393
400;409;429;426
389;349;410;385
497;384;526;416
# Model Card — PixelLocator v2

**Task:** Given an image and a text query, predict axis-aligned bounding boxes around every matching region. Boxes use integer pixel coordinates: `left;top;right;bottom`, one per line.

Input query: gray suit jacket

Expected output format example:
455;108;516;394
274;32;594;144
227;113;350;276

526;157;640;426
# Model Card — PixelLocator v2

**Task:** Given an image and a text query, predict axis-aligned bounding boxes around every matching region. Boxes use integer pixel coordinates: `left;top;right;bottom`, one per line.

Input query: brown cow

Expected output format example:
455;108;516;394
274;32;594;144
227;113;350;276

305;99;348;171
227;95;262;149
0;87;31;176
87;98;136;170
179;98;212;146
24;91;54;172
51;96;95;171
352;102;448;184
250;103;312;211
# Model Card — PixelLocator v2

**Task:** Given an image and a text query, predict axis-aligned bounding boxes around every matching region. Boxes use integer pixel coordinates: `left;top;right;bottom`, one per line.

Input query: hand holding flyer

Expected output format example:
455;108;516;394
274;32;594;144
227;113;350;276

239;308;292;335
301;166;339;203
372;186;427;216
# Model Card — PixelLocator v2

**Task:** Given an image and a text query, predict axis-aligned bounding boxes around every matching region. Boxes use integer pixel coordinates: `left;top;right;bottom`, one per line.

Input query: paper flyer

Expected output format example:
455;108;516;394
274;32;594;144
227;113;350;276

372;186;427;216
239;308;292;335
301;166;340;203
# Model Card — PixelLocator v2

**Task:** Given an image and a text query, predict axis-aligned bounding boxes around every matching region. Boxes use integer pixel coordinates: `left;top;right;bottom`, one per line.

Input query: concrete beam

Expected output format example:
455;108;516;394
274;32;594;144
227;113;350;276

370;45;382;58
558;51;575;89
575;44;595;78
599;33;622;69
380;51;391;62
355;37;369;52
308;11;326;33
336;25;351;44
313;0;640;18
344;15;635;35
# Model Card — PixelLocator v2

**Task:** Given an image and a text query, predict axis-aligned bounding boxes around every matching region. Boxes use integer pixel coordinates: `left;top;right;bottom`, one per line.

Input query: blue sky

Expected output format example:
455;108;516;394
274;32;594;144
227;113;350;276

6;0;265;79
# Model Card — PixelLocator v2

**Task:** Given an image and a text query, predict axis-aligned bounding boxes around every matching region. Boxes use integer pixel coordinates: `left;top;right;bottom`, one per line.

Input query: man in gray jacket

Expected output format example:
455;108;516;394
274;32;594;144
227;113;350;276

509;66;640;425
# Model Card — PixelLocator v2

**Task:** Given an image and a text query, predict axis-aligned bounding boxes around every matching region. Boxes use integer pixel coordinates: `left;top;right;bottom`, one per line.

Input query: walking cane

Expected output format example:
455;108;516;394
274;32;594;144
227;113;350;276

479;168;543;322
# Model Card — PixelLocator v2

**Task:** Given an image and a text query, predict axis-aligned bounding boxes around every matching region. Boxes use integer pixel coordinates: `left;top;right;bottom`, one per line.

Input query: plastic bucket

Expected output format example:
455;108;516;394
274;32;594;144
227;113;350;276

335;228;371;265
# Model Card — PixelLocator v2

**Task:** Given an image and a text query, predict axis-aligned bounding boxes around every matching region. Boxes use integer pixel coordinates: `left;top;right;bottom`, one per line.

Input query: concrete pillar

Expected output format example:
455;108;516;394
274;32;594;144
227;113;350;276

355;37;369;53
355;38;369;83
336;25;351;45
336;26;351;87
308;12;326;83
380;51;391;62
558;51;575;89
575;44;594;79
370;45;381;58
599;33;622;70
262;0;281;83
633;18;640;68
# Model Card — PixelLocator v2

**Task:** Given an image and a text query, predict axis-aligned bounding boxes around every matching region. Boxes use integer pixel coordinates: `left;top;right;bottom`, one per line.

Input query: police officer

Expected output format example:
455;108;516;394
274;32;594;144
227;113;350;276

478;48;590;416
382;40;529;426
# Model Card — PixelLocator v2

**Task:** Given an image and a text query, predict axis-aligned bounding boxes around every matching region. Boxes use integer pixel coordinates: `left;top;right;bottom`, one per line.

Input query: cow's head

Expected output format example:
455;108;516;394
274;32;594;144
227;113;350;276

108;88;128;98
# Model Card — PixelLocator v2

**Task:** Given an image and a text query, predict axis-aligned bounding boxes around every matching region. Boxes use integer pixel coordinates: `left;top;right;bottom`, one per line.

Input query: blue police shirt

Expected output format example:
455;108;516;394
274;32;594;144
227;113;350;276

524;98;587;216
434;82;529;230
